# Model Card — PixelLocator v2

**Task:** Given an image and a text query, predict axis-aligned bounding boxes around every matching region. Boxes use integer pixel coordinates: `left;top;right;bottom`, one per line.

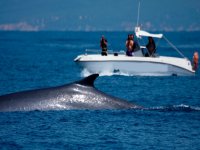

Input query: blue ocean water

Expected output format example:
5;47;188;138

0;31;200;149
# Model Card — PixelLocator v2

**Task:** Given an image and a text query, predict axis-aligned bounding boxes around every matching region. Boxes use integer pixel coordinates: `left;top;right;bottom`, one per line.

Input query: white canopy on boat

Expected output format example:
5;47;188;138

135;27;163;39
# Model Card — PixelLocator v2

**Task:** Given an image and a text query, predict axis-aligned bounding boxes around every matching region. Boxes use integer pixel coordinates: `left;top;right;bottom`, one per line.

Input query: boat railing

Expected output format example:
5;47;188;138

85;49;125;55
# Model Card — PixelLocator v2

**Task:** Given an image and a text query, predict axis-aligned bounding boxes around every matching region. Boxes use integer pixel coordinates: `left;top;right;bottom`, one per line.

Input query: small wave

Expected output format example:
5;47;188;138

147;104;200;112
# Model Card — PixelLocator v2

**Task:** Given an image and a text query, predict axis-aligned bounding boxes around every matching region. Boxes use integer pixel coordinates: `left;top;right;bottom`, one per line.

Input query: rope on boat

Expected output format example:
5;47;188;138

163;36;186;58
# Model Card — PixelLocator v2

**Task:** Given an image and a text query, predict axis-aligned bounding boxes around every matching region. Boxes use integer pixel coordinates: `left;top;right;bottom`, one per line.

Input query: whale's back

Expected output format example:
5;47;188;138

0;74;140;112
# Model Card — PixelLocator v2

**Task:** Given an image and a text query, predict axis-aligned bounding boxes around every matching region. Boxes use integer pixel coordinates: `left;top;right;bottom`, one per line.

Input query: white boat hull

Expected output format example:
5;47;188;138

75;54;195;76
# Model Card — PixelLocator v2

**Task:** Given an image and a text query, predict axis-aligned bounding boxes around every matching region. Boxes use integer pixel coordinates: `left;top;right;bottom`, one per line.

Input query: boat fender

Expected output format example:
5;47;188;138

193;51;199;70
114;53;118;56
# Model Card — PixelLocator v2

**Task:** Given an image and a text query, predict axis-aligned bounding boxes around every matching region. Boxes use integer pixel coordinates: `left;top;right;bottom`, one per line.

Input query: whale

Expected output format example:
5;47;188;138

0;74;140;112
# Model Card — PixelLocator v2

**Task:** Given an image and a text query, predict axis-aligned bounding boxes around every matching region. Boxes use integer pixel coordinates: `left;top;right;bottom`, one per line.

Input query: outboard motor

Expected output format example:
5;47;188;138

193;51;199;70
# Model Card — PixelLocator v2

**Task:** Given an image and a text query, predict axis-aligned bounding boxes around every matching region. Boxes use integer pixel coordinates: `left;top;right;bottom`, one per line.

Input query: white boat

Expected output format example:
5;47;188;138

74;53;194;76
74;2;197;76
74;26;197;76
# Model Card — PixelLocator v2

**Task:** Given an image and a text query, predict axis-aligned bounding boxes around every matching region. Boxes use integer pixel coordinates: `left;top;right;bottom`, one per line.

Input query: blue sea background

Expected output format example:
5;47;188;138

0;31;200;149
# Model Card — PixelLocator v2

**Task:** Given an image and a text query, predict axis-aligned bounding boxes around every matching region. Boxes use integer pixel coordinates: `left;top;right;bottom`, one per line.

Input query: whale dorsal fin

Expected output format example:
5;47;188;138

76;74;99;87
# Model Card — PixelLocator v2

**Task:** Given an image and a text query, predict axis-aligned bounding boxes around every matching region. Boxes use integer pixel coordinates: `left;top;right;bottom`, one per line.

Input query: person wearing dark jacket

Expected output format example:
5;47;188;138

100;36;108;56
146;37;156;57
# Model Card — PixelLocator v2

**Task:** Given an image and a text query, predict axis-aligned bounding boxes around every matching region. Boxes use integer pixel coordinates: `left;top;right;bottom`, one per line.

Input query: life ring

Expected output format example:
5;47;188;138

193;52;199;70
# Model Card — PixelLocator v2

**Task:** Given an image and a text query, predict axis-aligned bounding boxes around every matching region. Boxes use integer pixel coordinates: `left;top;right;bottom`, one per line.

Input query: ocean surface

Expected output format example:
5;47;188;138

0;31;200;149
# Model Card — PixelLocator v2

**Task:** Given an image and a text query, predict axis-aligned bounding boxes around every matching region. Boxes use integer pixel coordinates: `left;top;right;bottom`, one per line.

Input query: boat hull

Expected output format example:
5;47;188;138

75;55;195;76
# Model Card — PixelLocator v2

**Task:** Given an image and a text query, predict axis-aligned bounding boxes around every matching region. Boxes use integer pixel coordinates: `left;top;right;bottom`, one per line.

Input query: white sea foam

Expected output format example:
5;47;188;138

81;69;92;77
148;104;200;112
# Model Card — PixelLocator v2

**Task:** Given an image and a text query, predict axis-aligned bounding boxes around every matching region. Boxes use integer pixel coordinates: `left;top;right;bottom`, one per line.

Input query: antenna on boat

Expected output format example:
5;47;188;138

135;0;141;34
136;0;141;27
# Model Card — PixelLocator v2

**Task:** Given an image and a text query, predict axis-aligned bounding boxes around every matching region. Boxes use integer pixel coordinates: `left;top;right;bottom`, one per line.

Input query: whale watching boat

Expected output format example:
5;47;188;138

74;2;198;76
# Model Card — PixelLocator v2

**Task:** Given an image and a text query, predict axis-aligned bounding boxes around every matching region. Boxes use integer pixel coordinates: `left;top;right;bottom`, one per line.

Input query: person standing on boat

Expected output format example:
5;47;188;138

126;34;134;56
146;37;156;57
100;35;108;56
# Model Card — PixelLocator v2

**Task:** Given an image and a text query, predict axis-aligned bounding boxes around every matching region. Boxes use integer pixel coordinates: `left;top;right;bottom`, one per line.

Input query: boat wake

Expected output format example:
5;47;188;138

81;69;130;77
81;69;168;77
146;104;200;112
